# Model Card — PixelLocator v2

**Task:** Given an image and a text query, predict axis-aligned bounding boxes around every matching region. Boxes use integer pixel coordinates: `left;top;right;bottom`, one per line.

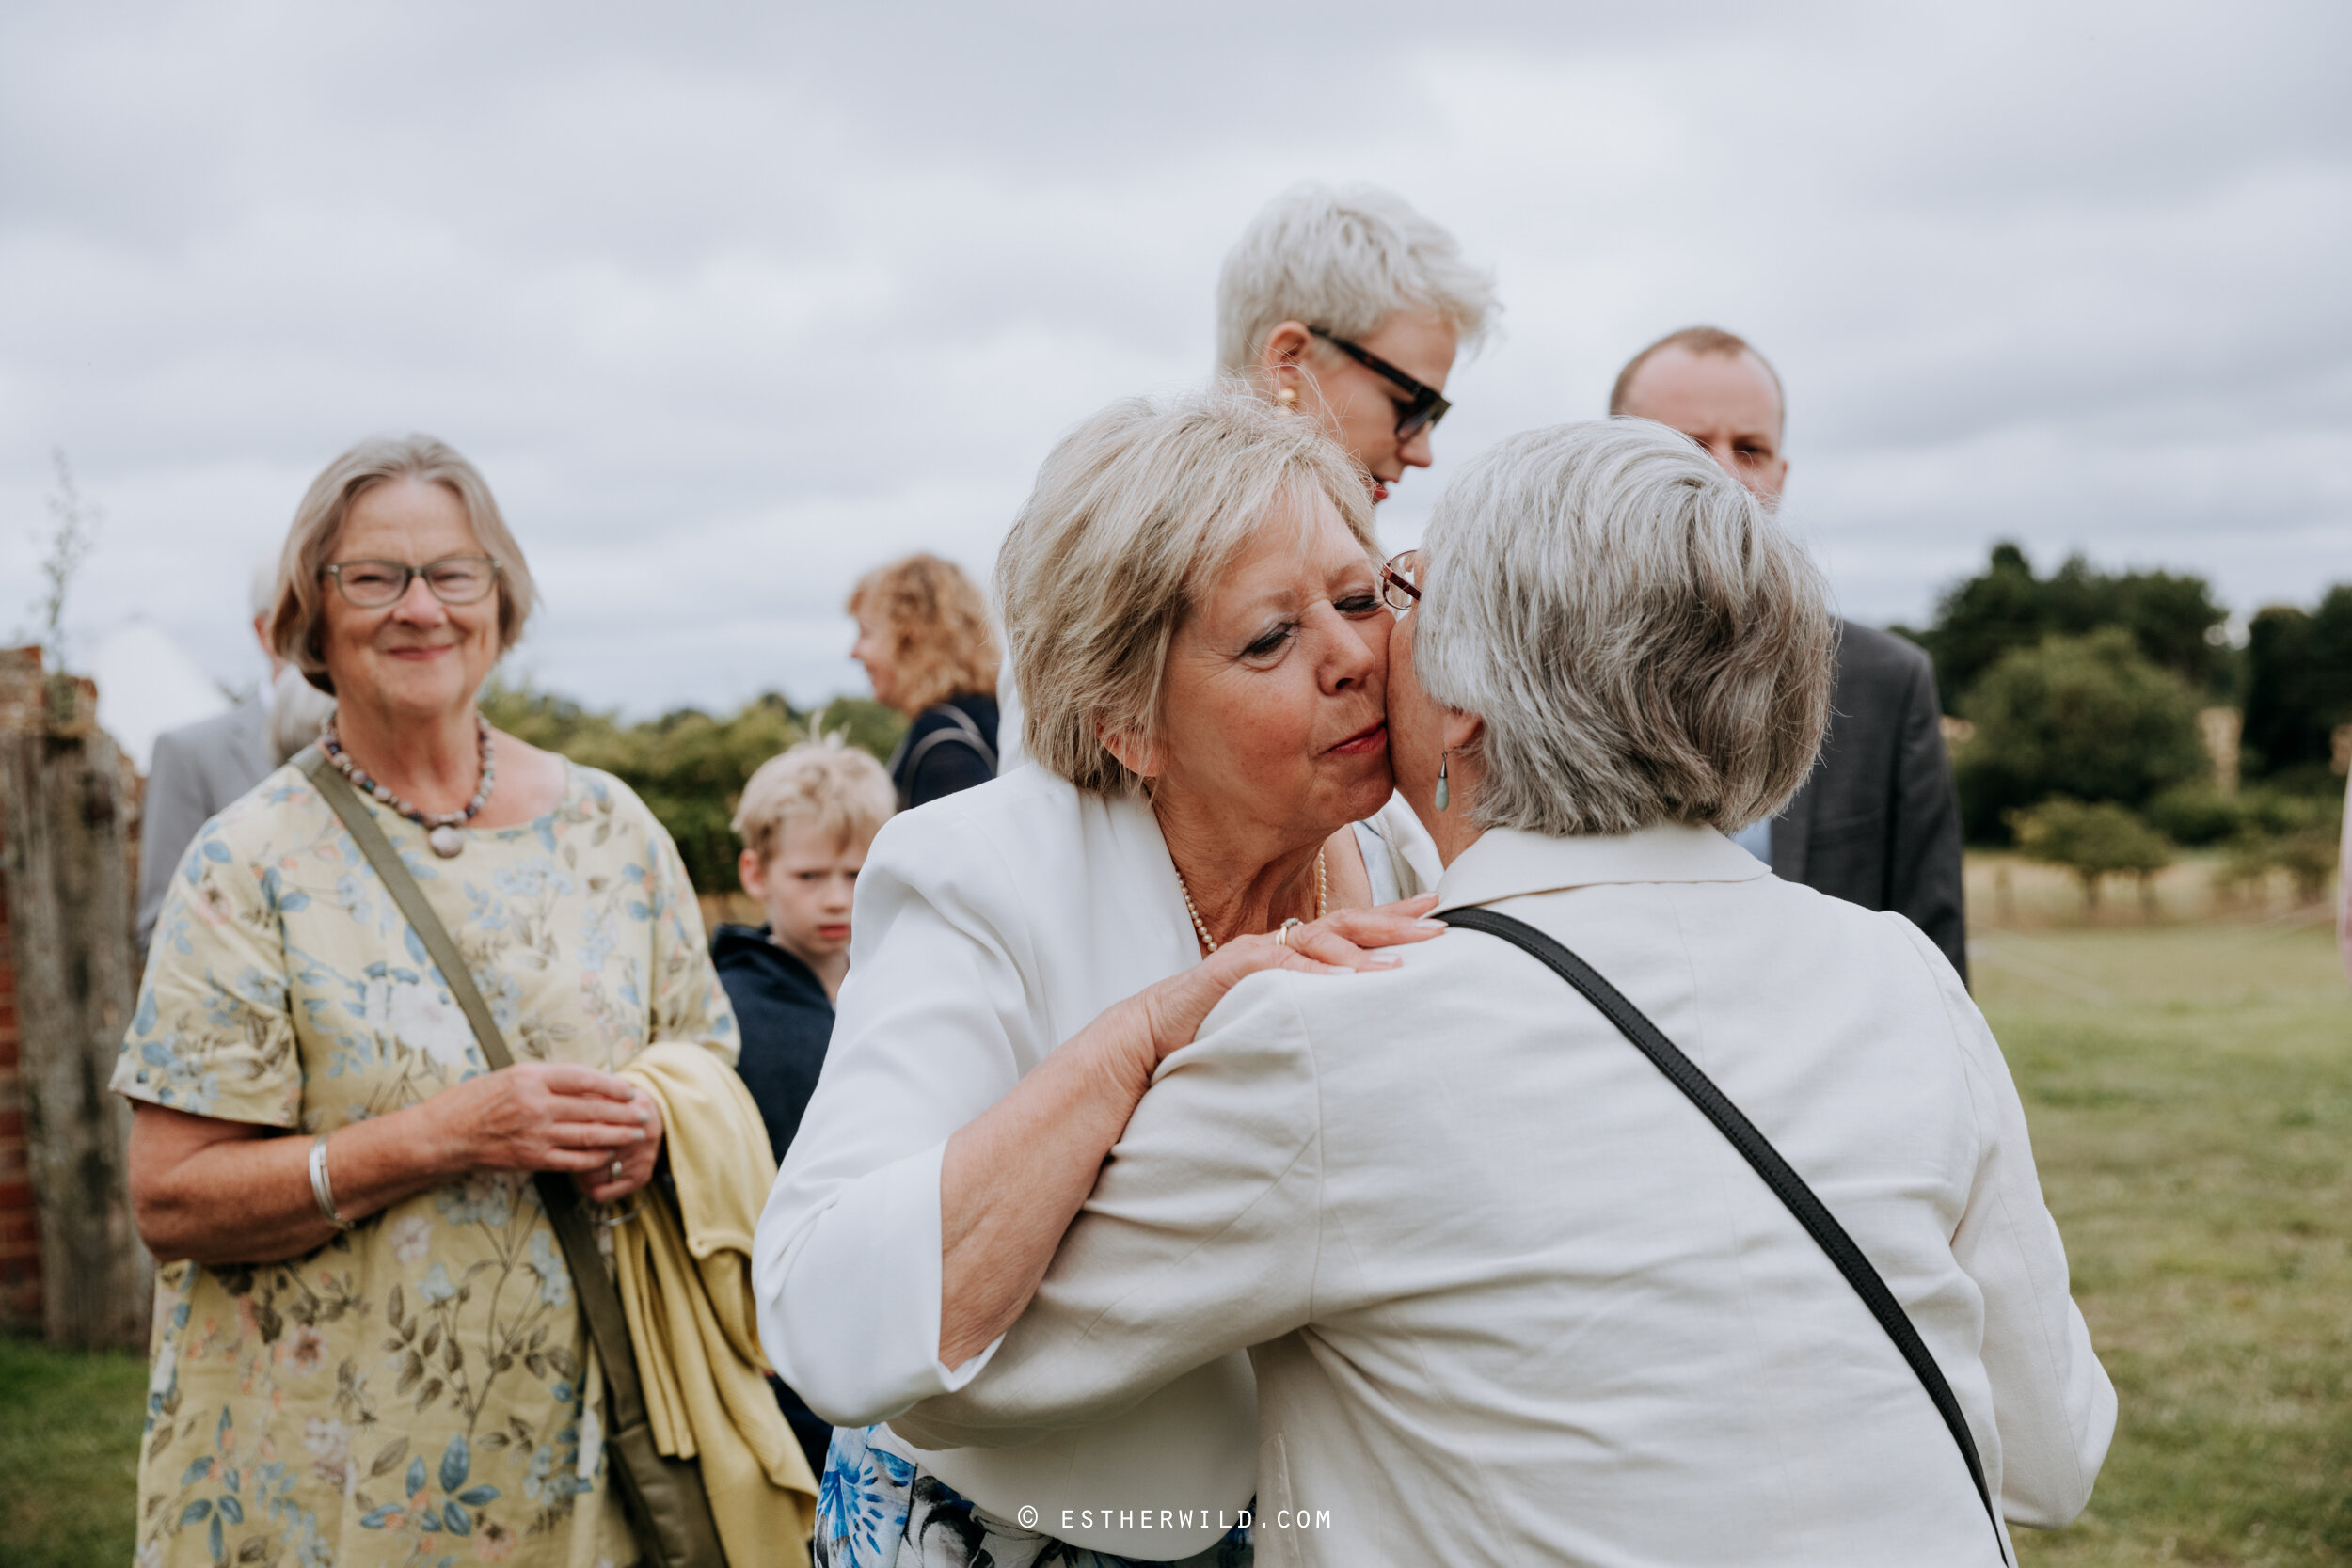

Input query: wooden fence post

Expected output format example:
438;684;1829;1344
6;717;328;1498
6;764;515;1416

0;647;147;1350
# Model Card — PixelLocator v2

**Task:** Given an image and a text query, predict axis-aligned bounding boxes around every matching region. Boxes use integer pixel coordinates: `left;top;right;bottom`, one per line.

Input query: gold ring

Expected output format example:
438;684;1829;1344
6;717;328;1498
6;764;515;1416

1276;917;1305;948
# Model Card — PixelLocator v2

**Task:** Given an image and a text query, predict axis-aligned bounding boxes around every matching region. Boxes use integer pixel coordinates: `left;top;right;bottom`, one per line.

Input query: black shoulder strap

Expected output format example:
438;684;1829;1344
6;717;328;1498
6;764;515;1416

898;704;998;806
1439;904;2008;1562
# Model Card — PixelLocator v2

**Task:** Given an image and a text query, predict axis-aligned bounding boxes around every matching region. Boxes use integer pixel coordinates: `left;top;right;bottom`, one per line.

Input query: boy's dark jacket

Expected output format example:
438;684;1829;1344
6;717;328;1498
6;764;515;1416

710;923;834;1180
710;921;838;1474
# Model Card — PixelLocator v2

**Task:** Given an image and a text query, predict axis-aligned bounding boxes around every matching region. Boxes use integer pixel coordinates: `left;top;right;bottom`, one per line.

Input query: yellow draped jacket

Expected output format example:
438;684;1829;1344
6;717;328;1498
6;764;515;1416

617;1041;818;1565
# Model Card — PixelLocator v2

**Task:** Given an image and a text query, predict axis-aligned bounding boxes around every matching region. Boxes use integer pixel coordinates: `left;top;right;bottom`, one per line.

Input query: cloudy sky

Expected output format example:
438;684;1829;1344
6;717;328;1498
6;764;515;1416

5;0;2347;719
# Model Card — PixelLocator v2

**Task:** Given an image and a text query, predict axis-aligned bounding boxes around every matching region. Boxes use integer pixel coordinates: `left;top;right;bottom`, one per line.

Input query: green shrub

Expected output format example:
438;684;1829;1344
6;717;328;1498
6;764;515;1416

1956;629;2209;842
2146;784;2243;847
480;683;910;895
2008;797;2175;912
2219;788;2346;905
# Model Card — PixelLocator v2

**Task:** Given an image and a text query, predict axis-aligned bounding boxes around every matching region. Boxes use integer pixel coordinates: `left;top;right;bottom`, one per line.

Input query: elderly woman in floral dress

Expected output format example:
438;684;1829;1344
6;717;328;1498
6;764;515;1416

116;433;738;1568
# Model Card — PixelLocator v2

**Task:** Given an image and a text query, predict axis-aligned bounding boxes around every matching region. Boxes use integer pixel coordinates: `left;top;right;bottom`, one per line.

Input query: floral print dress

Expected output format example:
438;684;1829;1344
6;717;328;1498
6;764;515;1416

815;1428;1250;1568
111;760;739;1568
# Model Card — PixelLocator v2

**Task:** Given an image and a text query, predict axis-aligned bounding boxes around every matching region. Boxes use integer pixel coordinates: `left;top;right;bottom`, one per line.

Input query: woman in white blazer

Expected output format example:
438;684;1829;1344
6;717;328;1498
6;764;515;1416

892;420;2118;1567
754;388;1444;1567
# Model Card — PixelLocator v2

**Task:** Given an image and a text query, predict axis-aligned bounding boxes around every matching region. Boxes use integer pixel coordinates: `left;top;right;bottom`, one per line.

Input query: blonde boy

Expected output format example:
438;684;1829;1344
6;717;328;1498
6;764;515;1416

728;736;895;1005
712;736;895;1477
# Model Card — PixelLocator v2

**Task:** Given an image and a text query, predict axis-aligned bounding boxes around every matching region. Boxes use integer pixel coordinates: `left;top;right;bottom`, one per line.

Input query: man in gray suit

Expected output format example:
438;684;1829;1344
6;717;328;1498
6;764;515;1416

135;568;332;950
1612;326;1967;980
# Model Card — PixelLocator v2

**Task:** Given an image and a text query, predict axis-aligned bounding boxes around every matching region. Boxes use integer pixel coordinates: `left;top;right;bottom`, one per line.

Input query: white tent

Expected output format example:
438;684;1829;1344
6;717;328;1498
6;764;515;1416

88;620;233;773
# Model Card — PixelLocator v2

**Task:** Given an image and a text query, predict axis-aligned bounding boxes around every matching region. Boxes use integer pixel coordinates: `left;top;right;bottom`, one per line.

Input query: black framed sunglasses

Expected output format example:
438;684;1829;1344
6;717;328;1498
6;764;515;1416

1309;326;1452;440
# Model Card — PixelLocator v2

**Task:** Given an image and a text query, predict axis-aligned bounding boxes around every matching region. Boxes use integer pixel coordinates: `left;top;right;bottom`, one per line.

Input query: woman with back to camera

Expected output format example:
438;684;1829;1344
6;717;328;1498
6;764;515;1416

115;435;774;1568
993;181;1499;770
850;553;1003;808
755;388;1450;1568
893;420;2117;1566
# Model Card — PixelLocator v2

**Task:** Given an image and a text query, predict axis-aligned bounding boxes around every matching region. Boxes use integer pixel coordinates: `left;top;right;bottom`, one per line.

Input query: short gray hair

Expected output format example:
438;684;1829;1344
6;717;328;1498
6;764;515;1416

267;434;536;696
1414;420;1834;837
997;384;1375;794
1215;182;1499;378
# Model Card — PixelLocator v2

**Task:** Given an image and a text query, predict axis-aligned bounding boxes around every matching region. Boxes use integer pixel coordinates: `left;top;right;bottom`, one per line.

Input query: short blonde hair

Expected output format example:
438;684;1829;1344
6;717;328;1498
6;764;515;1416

997;384;1376;794
1216;182;1500;378
847;554;1000;717
1414;420;1834;836
267;434;535;695
732;736;897;864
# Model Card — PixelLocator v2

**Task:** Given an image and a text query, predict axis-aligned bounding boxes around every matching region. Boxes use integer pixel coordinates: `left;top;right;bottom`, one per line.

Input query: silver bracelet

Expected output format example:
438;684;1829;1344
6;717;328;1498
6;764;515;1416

309;1133;355;1231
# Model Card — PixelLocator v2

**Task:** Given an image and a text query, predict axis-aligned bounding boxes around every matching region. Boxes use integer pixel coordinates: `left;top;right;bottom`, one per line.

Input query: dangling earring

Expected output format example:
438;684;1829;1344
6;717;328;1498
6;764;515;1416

1436;752;1450;812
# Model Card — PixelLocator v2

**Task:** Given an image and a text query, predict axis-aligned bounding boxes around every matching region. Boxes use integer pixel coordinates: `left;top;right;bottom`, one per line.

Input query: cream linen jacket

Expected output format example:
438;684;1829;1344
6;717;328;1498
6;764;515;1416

896;824;2117;1568
751;764;1437;1558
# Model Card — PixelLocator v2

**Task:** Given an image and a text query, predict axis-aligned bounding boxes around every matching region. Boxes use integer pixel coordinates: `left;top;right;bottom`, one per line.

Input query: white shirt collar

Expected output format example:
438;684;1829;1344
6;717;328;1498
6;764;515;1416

1434;823;1769;914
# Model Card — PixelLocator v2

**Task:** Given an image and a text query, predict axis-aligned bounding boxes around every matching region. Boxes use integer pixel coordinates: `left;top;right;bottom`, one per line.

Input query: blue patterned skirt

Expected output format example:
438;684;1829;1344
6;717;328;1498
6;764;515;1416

814;1425;1252;1568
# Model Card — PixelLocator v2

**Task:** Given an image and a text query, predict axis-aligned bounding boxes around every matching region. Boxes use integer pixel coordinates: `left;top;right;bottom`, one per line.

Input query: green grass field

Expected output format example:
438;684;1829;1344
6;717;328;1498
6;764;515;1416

0;1335;149;1567
6;910;2346;1566
1984;916;2351;1565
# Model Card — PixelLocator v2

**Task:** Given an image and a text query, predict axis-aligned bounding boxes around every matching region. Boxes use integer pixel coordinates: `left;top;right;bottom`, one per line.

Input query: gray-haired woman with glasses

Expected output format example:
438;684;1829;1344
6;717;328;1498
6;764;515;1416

1219;181;1498;506
113;433;742;1568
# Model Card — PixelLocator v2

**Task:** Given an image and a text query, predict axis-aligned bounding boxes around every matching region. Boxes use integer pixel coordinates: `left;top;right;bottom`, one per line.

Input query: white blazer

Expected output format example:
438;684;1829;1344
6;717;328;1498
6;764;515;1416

752;763;1437;1557
895;824;2118;1568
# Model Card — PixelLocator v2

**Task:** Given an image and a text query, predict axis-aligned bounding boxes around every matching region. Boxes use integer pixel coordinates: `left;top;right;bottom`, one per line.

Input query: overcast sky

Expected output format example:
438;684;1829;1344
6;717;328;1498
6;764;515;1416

5;0;2347;718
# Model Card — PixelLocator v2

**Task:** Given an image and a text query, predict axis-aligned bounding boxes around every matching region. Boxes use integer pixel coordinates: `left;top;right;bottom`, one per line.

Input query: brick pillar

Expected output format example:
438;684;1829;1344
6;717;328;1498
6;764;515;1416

0;822;39;1329
0;645;147;1348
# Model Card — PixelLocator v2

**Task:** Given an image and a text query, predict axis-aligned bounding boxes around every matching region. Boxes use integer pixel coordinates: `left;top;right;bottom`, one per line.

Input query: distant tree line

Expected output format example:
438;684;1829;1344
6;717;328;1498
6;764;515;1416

480;682;906;895
2241;587;2352;789
1893;543;2347;904
1898;543;2232;710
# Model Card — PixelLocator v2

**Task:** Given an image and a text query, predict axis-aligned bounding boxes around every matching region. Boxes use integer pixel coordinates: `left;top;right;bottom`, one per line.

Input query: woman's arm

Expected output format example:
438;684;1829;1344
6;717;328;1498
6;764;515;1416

935;899;1436;1368
1911;922;2116;1526
129;1062;660;1266
901;966;1328;1449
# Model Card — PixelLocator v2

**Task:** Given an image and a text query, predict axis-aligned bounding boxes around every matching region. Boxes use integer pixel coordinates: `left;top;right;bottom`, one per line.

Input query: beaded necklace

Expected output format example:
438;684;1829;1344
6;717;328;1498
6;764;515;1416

321;711;496;859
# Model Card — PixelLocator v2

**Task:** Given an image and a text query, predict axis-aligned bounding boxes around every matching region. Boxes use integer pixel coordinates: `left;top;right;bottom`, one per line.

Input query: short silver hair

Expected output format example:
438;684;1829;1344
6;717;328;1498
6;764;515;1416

1414;420;1834;837
267;434;537;696
1215;182;1499;378
996;384;1376;795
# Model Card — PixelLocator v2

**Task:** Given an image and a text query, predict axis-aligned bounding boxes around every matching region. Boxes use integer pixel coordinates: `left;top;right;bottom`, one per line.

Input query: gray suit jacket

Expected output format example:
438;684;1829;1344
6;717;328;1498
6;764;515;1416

1772;621;1968;983
137;700;272;949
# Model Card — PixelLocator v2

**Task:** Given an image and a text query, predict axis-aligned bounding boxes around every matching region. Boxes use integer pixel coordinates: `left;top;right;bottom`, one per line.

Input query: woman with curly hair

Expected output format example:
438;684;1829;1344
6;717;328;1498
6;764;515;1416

849;553;1001;809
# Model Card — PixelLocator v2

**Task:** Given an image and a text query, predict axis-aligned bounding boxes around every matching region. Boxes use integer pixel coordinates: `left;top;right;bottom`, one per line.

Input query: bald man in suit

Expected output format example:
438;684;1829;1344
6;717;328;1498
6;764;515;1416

1612;326;1968;981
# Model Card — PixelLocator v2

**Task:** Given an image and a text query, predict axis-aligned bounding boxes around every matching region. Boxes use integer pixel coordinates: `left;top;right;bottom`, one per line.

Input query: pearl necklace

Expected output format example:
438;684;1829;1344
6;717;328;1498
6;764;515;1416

321;712;496;859
1174;847;1327;956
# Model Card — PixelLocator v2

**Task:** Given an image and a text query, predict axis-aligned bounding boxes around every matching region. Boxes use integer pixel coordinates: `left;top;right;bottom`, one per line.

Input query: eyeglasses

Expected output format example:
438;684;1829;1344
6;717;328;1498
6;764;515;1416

1380;549;1422;612
323;555;502;609
1309;326;1453;441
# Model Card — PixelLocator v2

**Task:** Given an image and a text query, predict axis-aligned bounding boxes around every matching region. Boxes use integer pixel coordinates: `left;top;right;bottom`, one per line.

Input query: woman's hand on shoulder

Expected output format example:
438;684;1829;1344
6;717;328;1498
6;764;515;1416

1140;893;1443;1063
1270;893;1447;974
